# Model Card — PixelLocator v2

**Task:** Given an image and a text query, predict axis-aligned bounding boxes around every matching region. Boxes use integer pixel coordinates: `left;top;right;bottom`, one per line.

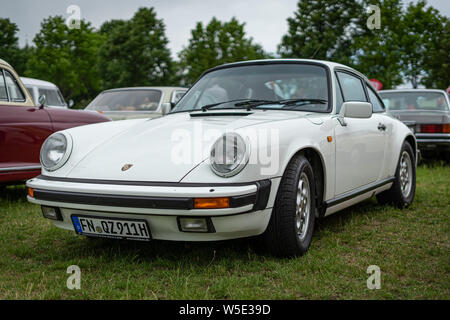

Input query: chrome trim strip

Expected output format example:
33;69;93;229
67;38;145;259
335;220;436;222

416;133;450;138
0;165;41;172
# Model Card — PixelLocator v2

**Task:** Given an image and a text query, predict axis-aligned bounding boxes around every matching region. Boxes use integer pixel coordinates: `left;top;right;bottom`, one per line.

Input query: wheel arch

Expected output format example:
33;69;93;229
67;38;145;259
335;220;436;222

285;147;327;218
404;134;417;165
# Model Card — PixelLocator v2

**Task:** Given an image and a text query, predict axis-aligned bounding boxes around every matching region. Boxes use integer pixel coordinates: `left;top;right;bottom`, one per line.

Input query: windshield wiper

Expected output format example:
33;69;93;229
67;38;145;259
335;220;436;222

234;98;328;110
201;99;276;112
200;98;327;112
278;98;327;106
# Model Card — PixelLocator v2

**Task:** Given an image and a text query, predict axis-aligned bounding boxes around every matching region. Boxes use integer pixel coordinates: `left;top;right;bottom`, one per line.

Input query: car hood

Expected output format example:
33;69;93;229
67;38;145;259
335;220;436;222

387;110;450;124
102;111;162;121
65;110;306;182
46;107;111;124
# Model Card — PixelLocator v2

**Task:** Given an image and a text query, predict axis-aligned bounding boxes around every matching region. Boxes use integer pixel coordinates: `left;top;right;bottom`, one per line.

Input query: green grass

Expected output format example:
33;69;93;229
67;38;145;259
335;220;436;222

0;164;449;299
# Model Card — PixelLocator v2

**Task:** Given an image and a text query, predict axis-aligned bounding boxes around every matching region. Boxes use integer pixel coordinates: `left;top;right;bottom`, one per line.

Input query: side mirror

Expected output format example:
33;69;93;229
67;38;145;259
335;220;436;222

38;94;47;109
160;102;171;115
68;99;74;108
340;101;372;119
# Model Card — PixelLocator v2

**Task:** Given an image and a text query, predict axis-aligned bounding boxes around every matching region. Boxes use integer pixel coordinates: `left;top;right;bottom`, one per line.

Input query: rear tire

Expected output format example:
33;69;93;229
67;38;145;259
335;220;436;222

264;154;316;257
376;141;416;208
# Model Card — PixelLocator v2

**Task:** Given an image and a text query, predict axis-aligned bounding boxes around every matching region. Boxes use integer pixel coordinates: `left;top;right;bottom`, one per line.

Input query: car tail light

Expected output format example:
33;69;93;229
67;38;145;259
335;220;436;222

420;124;443;133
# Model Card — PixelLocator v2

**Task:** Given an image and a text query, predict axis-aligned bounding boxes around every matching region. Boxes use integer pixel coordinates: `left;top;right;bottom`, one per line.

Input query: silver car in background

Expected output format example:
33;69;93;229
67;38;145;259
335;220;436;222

21;77;71;108
380;89;450;160
85;86;187;120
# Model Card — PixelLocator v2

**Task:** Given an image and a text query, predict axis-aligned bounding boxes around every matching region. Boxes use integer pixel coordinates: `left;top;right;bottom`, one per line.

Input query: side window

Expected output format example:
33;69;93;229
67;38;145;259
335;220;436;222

4;70;25;102
335;77;344;113
336;72;367;102
171;90;186;104
0;70;8;101
26;86;36;103
367;85;384;112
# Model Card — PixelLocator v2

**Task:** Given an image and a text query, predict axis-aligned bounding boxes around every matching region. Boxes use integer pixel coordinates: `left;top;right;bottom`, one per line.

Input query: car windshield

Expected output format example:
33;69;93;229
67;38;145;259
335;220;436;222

38;87;66;106
86;90;162;112
172;63;329;113
380;91;449;111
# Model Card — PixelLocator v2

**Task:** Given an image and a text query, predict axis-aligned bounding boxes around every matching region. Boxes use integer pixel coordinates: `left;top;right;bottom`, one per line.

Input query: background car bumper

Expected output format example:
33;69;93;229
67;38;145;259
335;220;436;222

416;133;450;151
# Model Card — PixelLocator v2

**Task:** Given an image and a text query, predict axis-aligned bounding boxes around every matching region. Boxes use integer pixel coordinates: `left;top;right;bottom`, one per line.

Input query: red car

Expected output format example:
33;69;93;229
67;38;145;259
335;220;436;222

0;59;110;184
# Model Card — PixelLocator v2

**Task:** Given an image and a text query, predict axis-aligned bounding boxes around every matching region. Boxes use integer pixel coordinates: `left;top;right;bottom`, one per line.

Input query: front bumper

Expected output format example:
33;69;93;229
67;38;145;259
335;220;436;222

415;133;450;151
26;175;275;241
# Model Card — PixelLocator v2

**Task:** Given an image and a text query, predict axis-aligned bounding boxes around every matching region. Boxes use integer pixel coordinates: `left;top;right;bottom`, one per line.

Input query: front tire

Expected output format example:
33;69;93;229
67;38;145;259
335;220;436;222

264;154;316;257
376;141;416;208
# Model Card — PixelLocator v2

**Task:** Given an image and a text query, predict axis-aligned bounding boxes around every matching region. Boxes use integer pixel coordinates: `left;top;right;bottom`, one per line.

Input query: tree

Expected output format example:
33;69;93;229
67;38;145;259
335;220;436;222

278;0;362;65
421;16;450;89
178;17;268;84
352;0;405;89
26;16;103;104
98;7;174;89
399;0;444;88
0;18;28;75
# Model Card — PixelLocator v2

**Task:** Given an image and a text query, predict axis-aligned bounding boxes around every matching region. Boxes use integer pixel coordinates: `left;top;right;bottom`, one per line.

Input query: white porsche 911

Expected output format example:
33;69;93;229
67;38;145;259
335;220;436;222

27;59;417;256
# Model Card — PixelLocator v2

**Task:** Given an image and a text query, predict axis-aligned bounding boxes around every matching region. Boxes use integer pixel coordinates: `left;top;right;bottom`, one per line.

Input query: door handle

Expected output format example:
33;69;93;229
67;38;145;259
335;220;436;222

378;123;386;131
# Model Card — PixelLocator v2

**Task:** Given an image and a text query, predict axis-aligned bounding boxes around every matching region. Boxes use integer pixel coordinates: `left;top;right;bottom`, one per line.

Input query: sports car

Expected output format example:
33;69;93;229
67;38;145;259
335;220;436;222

26;59;417;256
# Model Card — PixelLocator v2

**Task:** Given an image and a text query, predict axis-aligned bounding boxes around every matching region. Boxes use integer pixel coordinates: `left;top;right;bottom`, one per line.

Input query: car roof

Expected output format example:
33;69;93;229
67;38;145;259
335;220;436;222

379;89;448;95
0;58;12;68
20;77;58;88
102;86;187;93
203;58;366;79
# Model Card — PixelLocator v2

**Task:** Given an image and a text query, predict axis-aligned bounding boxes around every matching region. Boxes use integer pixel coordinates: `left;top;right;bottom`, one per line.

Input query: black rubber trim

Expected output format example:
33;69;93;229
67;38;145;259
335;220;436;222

32;179;272;210
35;175;276;188
34;189;194;210
254;179;272;210
324;177;395;208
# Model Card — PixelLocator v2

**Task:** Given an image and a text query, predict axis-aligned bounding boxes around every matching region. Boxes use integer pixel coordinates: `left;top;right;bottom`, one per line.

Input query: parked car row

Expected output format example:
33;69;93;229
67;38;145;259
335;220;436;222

1;58;188;185
2;55;448;256
0;58;110;184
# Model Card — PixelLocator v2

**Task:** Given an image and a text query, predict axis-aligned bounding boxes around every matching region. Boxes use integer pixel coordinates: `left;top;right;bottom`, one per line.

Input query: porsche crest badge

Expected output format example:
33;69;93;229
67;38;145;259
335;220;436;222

121;164;133;171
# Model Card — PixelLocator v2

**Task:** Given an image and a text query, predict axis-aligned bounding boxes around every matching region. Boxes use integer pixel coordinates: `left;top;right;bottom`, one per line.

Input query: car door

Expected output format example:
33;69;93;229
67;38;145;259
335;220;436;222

0;68;53;173
334;71;387;195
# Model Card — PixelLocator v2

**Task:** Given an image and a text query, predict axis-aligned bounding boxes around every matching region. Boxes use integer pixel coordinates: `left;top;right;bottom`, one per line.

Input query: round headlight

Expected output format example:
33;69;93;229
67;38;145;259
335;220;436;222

40;132;72;171
210;133;249;177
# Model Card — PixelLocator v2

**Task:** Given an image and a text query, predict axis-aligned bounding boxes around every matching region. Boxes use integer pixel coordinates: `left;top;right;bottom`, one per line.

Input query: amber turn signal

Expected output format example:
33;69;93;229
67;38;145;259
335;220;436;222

28;188;34;198
443;124;450;133
194;197;230;209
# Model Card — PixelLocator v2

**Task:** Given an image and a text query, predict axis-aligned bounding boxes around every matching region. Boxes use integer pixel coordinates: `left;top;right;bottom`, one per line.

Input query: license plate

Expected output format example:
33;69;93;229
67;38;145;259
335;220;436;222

71;215;151;241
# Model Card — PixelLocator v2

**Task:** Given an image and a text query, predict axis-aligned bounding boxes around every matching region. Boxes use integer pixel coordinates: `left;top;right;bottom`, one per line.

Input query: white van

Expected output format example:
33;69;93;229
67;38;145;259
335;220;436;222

21;77;72;108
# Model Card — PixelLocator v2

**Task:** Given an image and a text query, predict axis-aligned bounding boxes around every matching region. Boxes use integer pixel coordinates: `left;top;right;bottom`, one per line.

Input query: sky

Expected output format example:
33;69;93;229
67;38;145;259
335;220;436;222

2;0;449;59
